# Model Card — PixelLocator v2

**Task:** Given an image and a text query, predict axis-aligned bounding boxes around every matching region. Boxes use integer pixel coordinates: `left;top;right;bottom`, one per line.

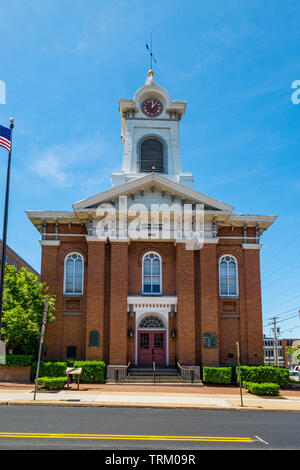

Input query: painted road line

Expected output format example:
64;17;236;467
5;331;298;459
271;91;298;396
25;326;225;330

255;435;269;445
0;432;254;442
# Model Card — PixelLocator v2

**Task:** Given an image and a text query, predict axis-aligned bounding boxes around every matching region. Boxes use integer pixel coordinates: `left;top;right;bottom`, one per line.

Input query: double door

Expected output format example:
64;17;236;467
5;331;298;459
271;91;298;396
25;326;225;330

138;330;166;365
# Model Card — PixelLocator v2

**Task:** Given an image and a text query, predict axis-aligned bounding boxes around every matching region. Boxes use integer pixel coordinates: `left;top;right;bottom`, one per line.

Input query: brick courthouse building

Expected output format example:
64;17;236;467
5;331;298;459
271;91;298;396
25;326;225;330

27;71;276;377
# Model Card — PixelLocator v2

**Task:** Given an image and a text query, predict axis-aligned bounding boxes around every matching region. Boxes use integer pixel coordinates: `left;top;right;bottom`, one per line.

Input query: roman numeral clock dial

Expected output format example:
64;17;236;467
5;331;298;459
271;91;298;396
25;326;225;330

141;98;163;117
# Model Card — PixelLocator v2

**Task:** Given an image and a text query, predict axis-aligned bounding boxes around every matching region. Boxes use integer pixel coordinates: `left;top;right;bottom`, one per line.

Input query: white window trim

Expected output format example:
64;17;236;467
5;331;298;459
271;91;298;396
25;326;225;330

64;252;84;295
142;251;162;296
219;254;239;297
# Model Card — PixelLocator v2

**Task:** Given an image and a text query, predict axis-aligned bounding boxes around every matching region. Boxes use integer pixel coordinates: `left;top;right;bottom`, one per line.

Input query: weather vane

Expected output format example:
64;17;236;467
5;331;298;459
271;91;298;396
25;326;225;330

146;35;157;70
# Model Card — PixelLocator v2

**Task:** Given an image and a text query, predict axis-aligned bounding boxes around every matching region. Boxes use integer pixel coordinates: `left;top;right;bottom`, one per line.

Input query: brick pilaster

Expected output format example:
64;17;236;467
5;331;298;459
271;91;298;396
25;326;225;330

176;243;196;364
109;241;128;364
199;243;219;365
85;241;106;360
243;249;264;364
40;243;62;360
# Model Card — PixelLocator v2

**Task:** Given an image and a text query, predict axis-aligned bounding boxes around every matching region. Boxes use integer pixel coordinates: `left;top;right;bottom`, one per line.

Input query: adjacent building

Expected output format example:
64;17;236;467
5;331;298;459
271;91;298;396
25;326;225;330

0;239;39;276
264;336;300;368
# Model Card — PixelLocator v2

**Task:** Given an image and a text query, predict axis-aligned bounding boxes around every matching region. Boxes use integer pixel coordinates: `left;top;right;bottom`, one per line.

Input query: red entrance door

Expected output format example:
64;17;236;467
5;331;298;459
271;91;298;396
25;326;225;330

138;330;166;365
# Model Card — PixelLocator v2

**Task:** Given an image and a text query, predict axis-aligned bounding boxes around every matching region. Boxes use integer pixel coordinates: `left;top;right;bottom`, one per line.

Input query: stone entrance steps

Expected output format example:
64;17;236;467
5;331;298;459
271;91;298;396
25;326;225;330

125;366;182;384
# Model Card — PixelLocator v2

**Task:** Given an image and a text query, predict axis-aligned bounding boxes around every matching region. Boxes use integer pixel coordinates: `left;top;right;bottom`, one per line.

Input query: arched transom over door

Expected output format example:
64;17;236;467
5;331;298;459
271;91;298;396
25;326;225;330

139;315;165;329
138;315;166;366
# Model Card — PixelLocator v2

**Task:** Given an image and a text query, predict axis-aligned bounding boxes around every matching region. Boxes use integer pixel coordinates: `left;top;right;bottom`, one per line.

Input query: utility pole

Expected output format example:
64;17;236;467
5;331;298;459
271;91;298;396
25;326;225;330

271;317;279;366
236;341;243;407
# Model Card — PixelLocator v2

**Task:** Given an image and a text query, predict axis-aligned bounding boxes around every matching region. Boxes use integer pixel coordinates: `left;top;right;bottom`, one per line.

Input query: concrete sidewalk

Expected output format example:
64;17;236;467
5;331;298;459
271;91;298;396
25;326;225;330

0;383;299;411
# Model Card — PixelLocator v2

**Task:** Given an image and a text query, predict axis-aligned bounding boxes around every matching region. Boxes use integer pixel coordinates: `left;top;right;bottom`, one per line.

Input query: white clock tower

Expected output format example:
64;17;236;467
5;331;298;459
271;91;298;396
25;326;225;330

111;70;194;188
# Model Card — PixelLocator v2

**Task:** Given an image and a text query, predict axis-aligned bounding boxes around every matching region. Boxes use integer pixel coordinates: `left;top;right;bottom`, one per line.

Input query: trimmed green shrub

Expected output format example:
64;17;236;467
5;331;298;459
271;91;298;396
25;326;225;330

0;355;35;367
243;381;280;396
203;366;232;384
236;366;289;388
37;377;67;390
73;361;106;383
31;361;67;380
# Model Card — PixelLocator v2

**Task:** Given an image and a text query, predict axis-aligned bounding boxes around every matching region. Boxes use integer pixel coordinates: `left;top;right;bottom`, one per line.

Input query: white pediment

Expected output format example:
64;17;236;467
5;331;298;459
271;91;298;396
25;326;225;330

73;173;234;212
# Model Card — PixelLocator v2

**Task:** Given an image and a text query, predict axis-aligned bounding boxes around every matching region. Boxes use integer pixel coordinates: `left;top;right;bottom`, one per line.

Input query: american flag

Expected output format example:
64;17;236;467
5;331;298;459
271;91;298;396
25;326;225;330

0;124;12;152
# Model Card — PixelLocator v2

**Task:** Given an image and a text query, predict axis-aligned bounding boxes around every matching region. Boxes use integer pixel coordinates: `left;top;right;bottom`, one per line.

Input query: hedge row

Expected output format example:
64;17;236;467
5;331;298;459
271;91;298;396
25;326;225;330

201;365;289;388
72;361;106;383
31;360;106;383
37;377;67;390
243;381;280;396
203;367;232;384
31;361;67;379
237;366;289;388
0;355;35;367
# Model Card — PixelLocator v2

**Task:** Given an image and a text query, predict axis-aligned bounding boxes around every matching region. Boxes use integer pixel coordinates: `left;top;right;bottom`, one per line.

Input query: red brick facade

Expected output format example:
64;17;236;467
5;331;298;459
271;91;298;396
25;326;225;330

40;224;264;366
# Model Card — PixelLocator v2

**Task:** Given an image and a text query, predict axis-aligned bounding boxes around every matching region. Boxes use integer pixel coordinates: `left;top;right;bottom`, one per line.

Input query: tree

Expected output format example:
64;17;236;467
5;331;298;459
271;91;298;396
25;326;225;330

286;345;300;365
1;265;55;355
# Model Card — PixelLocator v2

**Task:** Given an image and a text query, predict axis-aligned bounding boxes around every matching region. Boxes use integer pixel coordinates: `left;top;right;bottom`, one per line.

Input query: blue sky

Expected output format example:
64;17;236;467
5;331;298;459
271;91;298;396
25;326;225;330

0;0;299;338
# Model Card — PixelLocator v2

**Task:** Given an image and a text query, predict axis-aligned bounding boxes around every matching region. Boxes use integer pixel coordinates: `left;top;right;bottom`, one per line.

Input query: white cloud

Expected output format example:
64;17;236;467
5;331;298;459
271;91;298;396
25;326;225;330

31;153;70;187
29;135;120;190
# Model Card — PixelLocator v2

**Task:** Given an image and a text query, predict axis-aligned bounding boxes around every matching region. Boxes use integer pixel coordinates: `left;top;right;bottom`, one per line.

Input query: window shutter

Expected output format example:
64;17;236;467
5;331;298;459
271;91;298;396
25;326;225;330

203;332;217;349
89;330;100;347
141;139;163;172
203;333;211;348
210;332;217;348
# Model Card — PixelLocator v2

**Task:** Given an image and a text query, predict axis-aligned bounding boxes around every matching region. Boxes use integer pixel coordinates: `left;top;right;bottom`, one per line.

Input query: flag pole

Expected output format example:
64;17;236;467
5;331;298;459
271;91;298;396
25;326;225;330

0;118;14;341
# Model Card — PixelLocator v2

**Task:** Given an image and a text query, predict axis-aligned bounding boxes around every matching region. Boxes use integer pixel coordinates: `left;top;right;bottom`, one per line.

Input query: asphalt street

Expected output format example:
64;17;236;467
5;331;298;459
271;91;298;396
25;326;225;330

0;406;298;450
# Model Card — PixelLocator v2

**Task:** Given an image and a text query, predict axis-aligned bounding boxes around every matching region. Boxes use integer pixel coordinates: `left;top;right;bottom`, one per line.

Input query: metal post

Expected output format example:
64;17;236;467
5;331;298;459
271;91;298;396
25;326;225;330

236;341;243;407
33;297;49;400
0;118;14;341
272;317;279;367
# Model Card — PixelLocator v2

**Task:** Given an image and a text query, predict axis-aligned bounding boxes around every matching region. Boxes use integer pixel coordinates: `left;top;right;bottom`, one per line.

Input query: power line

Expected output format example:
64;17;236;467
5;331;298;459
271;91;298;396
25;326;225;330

264;313;299;328
263;305;300;322
262;232;300;267
279;325;300;335
263;294;300;315
263;282;300;304
263;309;300;326
263;264;300;289
262;251;300;282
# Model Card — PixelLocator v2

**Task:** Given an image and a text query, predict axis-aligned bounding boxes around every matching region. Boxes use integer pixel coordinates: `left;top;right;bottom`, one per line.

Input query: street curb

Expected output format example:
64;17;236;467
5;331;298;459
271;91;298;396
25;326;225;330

0;400;299;412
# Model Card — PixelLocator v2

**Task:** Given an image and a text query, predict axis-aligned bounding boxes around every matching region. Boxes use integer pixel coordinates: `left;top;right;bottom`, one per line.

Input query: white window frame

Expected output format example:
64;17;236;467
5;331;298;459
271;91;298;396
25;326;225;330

64;252;84;295
142;252;162;296
219;254;239;297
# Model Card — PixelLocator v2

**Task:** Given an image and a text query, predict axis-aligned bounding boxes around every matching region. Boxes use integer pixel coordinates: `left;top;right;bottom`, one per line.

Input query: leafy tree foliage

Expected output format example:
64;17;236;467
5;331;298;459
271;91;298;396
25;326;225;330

1;265;55;355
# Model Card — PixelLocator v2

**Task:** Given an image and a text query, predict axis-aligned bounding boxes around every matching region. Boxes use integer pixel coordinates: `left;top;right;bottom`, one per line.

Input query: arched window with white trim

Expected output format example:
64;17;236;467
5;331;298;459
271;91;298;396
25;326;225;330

219;255;238;296
64;253;84;294
142;252;162;295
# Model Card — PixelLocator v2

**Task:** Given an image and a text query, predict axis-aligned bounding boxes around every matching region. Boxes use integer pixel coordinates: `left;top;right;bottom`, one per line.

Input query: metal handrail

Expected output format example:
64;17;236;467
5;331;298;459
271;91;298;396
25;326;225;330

177;362;194;383
153;361;156;384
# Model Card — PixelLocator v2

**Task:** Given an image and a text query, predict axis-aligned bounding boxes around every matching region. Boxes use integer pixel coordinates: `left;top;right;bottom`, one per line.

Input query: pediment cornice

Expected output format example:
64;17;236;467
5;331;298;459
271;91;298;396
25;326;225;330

72;173;234;212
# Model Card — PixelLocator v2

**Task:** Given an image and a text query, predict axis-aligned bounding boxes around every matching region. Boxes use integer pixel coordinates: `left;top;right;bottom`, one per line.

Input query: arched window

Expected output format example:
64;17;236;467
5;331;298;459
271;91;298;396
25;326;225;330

89;330;100;347
140;138;164;172
219;255;238;296
142;252;162;295
64;253;84;294
139;315;165;328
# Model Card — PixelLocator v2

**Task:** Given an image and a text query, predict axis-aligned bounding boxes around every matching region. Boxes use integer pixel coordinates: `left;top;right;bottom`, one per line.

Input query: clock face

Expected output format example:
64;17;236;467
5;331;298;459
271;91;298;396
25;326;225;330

141;98;163;117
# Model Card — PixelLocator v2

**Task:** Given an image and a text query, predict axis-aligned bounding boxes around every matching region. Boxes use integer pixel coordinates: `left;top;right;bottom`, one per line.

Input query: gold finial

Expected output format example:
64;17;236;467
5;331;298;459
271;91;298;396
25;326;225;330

148;69;154;77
